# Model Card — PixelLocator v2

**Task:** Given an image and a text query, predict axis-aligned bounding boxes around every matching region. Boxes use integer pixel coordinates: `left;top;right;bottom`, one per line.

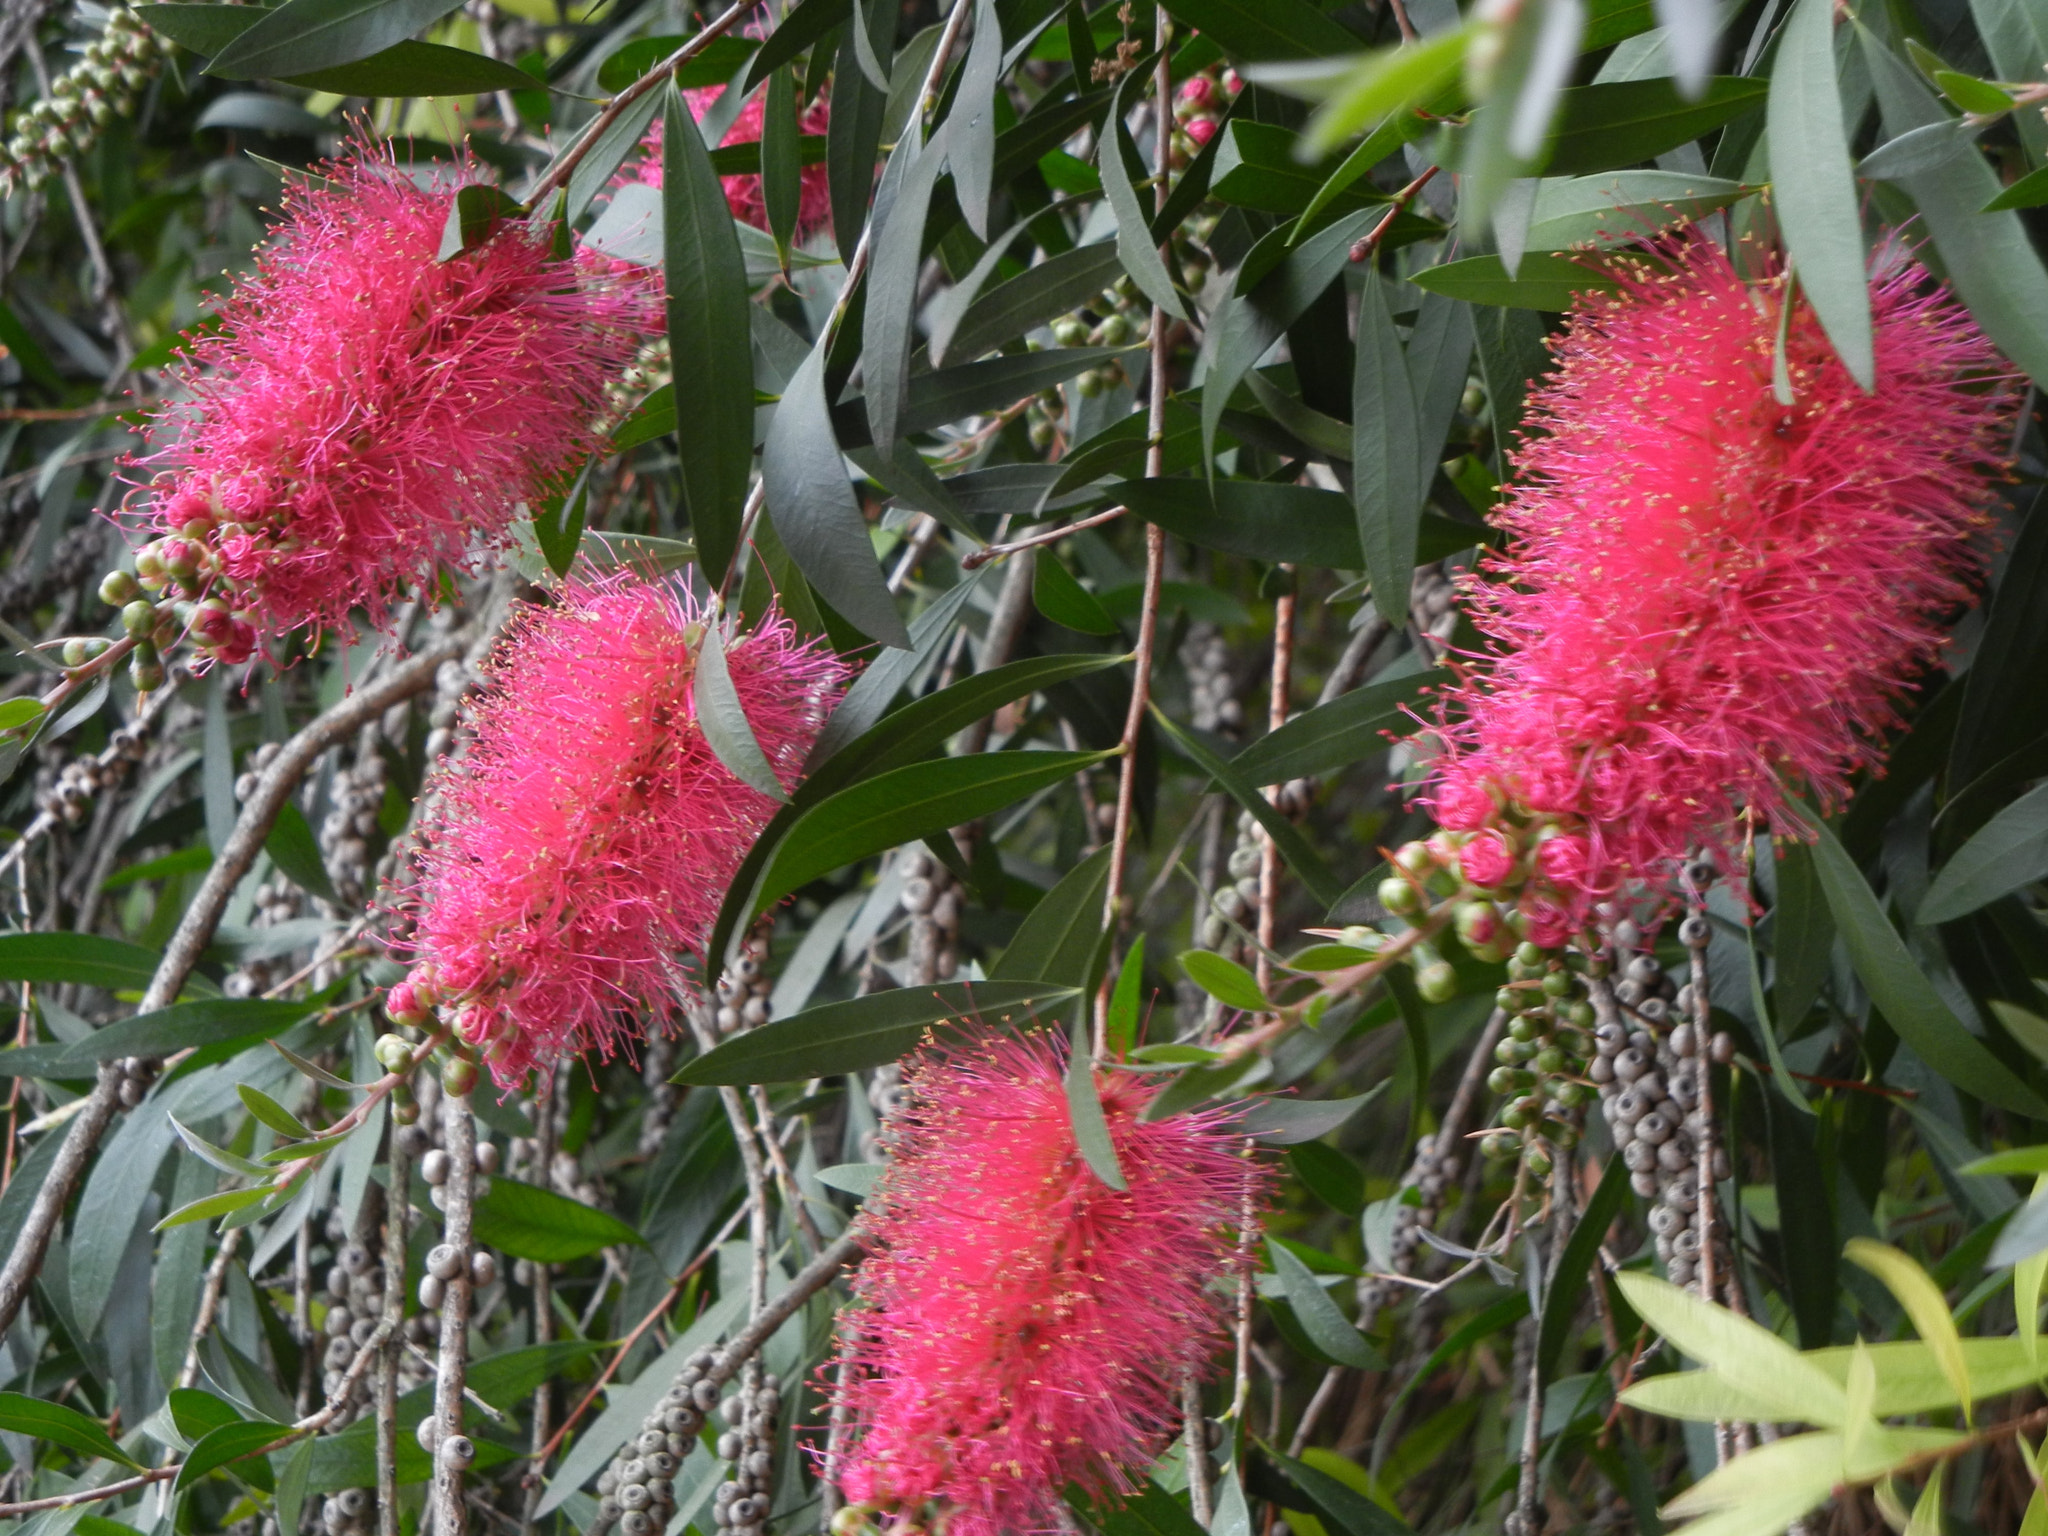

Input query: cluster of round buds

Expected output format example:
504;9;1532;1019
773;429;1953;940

102;536;260;676
320;749;388;911
710;1366;781;1536
1200;793;1306;955
1589;930;1734;1289
898;849;959;986
713;927;774;1036
417;1228;498;1314
416;1123;498;1218
596;1349;721;1536
318;1487;376;1536
0;7;169;197
1478;942;1598;1176
1410;565;1460;656
108;1054;156;1109
33;719;150;825
603;335;674;432
1378;813;1590;969
319;1238;402;1428
1168;67;1240;168
1180;622;1243;735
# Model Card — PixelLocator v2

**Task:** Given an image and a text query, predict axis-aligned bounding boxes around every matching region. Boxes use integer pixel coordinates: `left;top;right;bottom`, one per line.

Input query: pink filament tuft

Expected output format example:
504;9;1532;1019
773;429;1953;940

830;1031;1260;1536
1415;229;2016;926
136;142;655;646
626;85;833;236
394;570;848;1088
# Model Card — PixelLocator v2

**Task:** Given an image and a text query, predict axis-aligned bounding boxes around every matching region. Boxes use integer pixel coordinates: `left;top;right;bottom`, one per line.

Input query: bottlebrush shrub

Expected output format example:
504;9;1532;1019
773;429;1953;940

828;1031;1261;1536
626;84;833;236
387;570;848;1088
1412;230;2016;939
133;142;654;648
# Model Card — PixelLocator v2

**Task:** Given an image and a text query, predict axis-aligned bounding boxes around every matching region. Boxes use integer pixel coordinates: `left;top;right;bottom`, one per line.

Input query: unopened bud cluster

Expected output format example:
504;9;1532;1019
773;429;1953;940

1475;940;1600;1174
1168;67;1238;168
33;718;149;825
99;519;261;684
713;928;773;1035
0;7;168;197
594;1350;729;1536
710;1367;781;1536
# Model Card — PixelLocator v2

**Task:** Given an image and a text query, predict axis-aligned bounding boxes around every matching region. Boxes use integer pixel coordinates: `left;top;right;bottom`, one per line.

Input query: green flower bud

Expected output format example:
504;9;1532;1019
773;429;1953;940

1377;876;1420;916
98;569;139;606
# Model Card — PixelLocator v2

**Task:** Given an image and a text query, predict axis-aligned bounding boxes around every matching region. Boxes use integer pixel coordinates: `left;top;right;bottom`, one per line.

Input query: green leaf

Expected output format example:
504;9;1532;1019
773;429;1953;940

51;997;311;1068
1179;950;1270;1012
950;0;1003;238
1260;1450;1417;1536
1985;162;2048;210
156;1185;270;1231
1231;669;1443;786
1159;0;1363;62
1238;1085;1386;1143
1409;251;1620;308
1616;1272;1850;1427
1066;1014;1128;1189
677;980;1083;1083
171;1116;273;1179
1844;1239;1973;1423
1537;1153;1630;1380
694;621;788;802
0;697;45;734
437;183;520;261
1951;489;2048;797
275;1436;314;1536
1105;935;1146;1055
815;1161;884;1196
752;750;1112;914
1522;170;1748;250
1119;477;1483;570
176;1420;293;1493
840;347;1131;445
471;1178;646;1263
935;241;1124;366
565;83;664;223
1541;76;1769;175
1151;706;1345;908
1033;551;1118;634
1772;838;1835;1033
1861;29;2048;390
0;932;163;990
1353;268;1424;627
1921;780;2048;923
993;847;1114;986
0;1391;140;1468
864;129;950;457
1808;817;2048;1117
1269;1239;1383;1368
1935;68;2015;113
597;33;758;92
238;1084;311;1140
207;0;466;80
1769;0;1873;388
532;467;589;582
1264;30;1469;158
1099;74;1185;320
762;67;802;264
762;341;911;648
264;797;339;905
1209;121;1392;217
282;38;540;94
169;1387;248;1441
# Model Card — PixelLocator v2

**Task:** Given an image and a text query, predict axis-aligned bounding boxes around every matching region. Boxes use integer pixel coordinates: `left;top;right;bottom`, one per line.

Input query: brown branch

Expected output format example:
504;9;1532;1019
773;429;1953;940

1350;166;1439;263
958;504;1130;569
522;0;765;209
430;1087;479;1536
0;638;462;1344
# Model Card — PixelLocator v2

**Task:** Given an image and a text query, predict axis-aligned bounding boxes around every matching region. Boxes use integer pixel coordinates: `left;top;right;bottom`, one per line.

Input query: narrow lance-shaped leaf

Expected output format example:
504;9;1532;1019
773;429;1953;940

1354;267;1424;628
1768;0;1874;389
694;620;787;802
864;126;950;457
762;65;802;268
951;0;1003;239
664;84;754;587
762;339;912;648
1101;67;1184;322
1066;1012;1128;1190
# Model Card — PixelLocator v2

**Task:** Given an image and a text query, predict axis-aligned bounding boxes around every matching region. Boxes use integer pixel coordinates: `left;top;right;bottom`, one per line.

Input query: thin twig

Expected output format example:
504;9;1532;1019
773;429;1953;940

430;1085;479;1535
378;1123;413;1536
1255;573;1294;998
175;1226;245;1390
522;0;765;208
958;504;1129;569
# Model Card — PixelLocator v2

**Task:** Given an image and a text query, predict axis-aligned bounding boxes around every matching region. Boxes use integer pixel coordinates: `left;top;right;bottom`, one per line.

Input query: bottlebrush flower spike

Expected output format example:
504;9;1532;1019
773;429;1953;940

1416;229;2015;938
391;570;848;1089
829;1031;1259;1536
135;142;653;652
625;84;833;237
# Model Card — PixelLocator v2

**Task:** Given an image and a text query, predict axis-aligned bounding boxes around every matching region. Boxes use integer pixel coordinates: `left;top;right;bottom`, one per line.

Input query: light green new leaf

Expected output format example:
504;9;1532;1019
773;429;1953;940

1768;0;1874;389
1615;1271;1848;1427
2020;1176;2048;1364
1180;950;1270;1012
1845;1239;1973;1422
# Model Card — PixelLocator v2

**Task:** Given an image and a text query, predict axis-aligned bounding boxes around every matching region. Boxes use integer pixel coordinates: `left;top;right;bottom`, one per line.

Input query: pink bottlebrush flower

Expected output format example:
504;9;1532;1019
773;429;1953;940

1431;773;1496;832
136;142;654;647
830;1032;1259;1536
626;84;832;237
392;570;848;1089
1417;229;2015;933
